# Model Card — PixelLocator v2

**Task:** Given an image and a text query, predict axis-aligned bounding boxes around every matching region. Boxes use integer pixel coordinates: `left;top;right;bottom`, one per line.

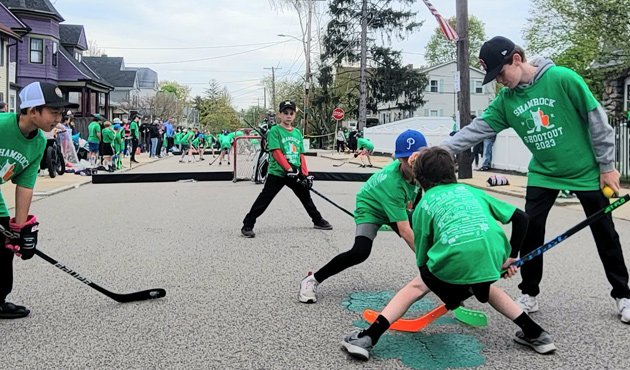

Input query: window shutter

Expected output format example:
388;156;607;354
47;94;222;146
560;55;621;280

424;109;428;116
439;109;444;116
439;79;444;93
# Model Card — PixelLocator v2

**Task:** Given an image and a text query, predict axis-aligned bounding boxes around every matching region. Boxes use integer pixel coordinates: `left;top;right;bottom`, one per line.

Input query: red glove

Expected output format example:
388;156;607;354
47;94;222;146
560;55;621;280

6;215;39;260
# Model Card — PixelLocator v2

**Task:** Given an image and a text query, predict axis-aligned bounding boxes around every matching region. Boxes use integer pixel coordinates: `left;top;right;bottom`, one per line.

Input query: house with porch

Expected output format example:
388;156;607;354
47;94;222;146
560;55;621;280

0;0;112;121
0;20;20;111
83;56;141;119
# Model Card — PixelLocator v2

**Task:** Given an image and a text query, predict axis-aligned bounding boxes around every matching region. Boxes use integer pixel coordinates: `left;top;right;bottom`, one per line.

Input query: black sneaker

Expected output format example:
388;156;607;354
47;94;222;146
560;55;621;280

314;219;333;230
0;301;30;319
514;330;556;354
241;227;255;238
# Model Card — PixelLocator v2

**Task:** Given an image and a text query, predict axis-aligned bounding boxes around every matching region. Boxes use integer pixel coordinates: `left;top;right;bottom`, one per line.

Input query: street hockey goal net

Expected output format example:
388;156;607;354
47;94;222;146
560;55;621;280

233;135;263;182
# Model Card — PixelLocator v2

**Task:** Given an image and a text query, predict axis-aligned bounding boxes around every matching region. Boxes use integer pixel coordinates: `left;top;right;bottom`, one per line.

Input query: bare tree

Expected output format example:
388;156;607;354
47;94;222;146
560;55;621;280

85;39;105;57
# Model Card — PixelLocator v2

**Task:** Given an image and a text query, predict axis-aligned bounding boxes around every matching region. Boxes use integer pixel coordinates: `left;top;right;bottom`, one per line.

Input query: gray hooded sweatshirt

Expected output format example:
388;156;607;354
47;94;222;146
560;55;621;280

442;58;615;173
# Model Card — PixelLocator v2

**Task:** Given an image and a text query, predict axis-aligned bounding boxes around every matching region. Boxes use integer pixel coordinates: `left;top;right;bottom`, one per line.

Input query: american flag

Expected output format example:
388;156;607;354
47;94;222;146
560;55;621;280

422;0;458;42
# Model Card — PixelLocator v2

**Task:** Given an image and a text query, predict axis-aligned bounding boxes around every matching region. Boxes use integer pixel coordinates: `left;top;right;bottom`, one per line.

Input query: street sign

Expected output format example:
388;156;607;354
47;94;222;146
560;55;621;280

332;107;345;121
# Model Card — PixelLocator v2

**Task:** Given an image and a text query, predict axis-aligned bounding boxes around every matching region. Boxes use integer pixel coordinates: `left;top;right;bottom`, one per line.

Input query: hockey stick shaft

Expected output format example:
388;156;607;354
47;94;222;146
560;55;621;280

511;194;629;269
309;188;354;217
363;305;448;332
34;249;166;303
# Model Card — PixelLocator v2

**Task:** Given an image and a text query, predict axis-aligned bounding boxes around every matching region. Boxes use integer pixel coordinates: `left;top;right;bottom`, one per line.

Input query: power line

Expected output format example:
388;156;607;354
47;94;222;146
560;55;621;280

126;40;292;65
102;41;286;50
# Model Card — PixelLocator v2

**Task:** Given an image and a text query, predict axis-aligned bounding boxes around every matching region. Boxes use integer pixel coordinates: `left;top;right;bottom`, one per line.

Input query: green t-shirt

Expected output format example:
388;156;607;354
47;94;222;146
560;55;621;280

235;130;244;137
267;125;304;177
0;114;46;217
181;132;194;144
192;137;200;148
482;66;600;191
357;137;374;151
174;132;183;145
101;128;115;144
413;183;516;284
219;134;232;149
354;161;418;225
130;121;140;139
87;121;101;143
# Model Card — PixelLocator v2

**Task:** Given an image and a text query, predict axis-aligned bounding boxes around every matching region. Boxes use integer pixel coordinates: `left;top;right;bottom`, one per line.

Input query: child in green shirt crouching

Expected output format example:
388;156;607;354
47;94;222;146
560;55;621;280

341;146;556;360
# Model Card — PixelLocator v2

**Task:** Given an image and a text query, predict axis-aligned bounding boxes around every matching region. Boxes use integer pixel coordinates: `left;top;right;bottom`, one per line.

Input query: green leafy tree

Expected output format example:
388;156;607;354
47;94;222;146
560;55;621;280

317;0;428;130
524;0;630;96
424;15;486;68
195;80;240;132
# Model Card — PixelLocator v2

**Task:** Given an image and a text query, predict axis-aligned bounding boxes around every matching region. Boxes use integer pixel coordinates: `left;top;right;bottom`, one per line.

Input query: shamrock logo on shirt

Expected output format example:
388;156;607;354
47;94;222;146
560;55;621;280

0;161;15;183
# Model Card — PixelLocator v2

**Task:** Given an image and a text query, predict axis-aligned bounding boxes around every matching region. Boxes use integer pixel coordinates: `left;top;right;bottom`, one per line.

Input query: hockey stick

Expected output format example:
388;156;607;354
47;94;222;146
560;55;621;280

208;154;220;166
309;188;354;217
333;159;349;167
35;250;166;303
0;224;166;303
309;187;488;327
505;193;629;272
363;304;488;332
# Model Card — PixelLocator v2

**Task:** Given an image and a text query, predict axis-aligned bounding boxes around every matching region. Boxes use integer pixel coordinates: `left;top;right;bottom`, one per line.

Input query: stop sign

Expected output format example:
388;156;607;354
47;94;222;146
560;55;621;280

332;107;345;120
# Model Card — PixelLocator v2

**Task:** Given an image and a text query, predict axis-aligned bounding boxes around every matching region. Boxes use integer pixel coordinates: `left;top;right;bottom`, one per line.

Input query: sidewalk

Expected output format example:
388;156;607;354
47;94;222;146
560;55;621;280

0;153;161;211
318;150;630;221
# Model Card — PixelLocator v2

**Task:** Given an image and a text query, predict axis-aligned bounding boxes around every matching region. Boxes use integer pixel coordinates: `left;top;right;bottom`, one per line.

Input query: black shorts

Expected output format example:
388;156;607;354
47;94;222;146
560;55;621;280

100;143;114;156
419;265;495;310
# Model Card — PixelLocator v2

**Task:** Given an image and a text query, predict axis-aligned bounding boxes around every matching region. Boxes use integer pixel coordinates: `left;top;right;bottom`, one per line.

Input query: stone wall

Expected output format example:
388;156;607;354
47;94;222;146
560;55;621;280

602;67;630;117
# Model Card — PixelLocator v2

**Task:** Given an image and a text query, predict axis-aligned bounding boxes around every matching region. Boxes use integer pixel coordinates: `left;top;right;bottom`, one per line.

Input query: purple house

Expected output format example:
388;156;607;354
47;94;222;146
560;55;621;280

0;0;112;119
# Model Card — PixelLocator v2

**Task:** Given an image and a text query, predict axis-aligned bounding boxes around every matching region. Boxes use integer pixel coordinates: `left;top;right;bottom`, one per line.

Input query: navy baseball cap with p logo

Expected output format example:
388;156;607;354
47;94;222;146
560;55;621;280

394;129;428;158
479;36;516;85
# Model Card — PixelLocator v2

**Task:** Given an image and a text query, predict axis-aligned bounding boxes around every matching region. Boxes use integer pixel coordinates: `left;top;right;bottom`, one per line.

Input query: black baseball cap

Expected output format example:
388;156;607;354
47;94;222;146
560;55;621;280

19;82;79;109
279;100;297;112
479;36;516;85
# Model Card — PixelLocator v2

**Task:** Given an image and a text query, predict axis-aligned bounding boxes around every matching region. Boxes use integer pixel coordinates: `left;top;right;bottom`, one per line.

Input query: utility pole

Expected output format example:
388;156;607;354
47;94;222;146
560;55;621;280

456;0;472;179
358;0;368;131
303;0;313;134
263;87;267;110
264;66;281;111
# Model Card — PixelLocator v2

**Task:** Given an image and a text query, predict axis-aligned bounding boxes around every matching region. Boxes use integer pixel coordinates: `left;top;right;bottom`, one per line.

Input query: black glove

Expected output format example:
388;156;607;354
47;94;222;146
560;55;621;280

300;175;314;190
285;167;301;183
7;215;38;260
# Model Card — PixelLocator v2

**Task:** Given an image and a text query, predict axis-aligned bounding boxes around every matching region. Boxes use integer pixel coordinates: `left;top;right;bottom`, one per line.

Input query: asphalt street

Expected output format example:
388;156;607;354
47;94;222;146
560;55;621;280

1;156;629;369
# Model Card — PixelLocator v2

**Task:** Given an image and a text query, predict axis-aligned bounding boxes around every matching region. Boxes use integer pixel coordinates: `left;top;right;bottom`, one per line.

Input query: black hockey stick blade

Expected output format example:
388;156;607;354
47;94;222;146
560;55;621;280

332;160;348;167
34;249;166;303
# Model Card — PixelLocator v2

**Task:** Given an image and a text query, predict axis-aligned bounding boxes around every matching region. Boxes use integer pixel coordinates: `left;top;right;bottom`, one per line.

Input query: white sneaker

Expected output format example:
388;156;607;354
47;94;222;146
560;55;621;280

299;272;318;303
516;294;539;313
617;298;630;324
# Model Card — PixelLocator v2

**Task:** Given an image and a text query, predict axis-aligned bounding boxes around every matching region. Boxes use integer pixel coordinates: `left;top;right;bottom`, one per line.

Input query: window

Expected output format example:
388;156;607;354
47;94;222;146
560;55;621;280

9;95;15;112
473;80;483;94
429;80;439;93
74;51;82;62
90;92;96;114
429;110;439;117
52;41;58;66
0;38;4;67
30;38;43;64
68;92;82;114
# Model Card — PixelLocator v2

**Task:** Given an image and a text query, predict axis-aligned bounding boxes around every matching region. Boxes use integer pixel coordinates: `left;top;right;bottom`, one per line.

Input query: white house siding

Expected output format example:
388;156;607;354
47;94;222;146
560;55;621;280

377;61;496;124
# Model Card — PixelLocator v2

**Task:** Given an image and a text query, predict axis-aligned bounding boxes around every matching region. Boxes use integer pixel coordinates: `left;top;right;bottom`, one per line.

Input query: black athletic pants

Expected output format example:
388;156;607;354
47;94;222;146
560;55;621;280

130;138;139;161
166;137;174;153
242;174;323;228
0;217;13;303
518;186;630;299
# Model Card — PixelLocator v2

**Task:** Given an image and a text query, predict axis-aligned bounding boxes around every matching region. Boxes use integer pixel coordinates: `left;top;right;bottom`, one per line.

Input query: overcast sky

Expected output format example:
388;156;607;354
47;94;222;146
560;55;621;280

53;0;532;109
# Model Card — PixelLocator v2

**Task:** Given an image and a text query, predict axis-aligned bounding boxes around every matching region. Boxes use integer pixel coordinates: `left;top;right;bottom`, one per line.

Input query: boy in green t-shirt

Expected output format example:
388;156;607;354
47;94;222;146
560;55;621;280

342;147;555;360
0;82;79;319
241;100;331;238
299;130;426;303
87;115;102;167
100;121;115;172
443;36;630;323
217;130;233;165
178;128;195;163
129;115;141;163
355;136;374;167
